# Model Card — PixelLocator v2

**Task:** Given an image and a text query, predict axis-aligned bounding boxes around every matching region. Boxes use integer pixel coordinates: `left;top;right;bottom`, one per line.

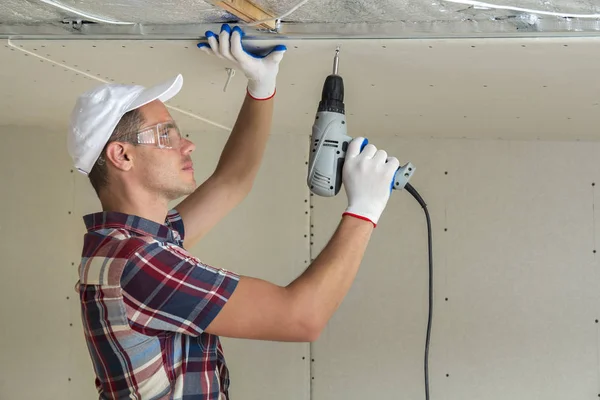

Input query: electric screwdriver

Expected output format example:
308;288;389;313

305;48;434;400
307;47;417;197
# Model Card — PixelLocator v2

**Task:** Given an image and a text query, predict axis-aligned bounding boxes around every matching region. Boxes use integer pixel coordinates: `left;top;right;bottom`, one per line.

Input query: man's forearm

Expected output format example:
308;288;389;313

286;215;374;335
213;93;275;188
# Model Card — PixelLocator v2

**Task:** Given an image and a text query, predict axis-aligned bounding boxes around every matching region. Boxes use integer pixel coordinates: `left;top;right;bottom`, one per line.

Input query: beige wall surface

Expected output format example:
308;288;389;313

2;35;600;400
311;137;600;399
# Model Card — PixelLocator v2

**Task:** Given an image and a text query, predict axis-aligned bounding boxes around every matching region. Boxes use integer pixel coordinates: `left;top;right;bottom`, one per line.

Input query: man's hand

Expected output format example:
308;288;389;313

342;137;400;227
205;140;400;341
177;25;286;248
197;24;287;100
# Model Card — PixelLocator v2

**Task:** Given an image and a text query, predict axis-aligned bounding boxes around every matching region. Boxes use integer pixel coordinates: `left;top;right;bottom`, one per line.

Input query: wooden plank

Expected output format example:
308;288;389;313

213;0;277;30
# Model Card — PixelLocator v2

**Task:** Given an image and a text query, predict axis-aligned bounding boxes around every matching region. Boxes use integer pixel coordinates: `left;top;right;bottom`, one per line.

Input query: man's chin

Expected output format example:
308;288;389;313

184;184;196;195
164;183;196;202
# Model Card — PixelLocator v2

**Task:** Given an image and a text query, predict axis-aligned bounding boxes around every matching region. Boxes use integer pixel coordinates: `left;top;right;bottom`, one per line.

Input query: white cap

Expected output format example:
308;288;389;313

67;74;184;175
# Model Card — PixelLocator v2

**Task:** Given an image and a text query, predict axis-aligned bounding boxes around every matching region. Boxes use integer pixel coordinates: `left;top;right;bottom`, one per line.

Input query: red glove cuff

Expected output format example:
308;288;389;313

342;212;377;228
247;87;276;101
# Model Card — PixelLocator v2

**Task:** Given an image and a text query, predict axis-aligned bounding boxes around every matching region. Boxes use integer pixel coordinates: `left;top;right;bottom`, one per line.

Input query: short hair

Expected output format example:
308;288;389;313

88;108;145;196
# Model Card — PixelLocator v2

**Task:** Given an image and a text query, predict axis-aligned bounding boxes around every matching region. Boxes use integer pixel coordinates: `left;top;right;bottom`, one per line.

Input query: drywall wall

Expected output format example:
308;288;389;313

2;34;600;400
311;137;600;399
3;126;600;400
0;125;311;399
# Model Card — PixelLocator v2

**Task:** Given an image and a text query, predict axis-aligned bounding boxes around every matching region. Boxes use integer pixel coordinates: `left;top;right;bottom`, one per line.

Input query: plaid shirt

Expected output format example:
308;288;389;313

77;209;240;399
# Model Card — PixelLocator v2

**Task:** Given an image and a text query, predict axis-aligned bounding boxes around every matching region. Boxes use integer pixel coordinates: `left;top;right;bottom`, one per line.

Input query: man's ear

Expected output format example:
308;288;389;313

104;142;134;172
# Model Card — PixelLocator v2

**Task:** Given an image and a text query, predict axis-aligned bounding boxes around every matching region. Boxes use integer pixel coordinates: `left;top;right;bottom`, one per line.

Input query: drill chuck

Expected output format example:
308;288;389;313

318;75;345;114
318;47;345;114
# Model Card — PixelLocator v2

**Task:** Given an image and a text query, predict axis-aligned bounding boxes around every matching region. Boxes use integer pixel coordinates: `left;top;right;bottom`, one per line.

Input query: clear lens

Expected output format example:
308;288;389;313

157;123;173;148
135;122;182;149
137;128;156;145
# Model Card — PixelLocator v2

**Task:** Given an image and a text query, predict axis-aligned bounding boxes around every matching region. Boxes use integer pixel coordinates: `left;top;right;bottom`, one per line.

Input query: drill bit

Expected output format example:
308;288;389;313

333;46;340;75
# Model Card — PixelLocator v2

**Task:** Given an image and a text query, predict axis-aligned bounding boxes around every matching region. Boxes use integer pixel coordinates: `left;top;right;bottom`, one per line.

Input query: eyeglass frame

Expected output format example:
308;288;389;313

134;121;184;149
95;120;184;167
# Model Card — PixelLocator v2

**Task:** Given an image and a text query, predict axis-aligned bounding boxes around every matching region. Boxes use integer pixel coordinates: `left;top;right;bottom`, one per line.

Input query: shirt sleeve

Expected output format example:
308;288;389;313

120;241;239;337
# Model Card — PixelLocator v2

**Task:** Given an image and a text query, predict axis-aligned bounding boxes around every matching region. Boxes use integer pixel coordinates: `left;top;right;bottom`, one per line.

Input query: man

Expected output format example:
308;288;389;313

68;24;399;399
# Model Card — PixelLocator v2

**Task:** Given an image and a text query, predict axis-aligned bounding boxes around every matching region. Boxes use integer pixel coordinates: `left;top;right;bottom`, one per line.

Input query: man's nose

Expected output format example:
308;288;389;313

181;137;195;153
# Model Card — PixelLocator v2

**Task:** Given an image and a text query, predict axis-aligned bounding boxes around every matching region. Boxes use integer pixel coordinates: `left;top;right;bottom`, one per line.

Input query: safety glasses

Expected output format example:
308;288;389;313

135;121;183;149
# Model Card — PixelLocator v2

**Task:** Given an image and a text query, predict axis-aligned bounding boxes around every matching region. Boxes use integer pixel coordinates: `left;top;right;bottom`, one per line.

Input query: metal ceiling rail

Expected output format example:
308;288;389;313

2;19;600;40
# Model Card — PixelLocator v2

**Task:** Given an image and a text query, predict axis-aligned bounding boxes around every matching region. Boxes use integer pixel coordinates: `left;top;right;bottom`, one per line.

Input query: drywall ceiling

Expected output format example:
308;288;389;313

3;0;600;38
4;35;600;141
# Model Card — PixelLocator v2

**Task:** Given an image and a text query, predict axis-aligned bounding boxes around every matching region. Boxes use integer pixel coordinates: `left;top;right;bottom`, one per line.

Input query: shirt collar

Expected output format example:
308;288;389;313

83;211;182;243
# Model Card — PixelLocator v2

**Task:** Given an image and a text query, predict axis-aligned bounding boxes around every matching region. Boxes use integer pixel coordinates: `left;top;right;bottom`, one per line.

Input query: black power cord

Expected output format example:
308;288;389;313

404;182;433;400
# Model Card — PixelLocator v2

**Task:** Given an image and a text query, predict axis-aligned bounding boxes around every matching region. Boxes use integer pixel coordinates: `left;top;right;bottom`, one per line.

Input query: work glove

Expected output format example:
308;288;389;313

342;137;400;227
197;24;287;100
